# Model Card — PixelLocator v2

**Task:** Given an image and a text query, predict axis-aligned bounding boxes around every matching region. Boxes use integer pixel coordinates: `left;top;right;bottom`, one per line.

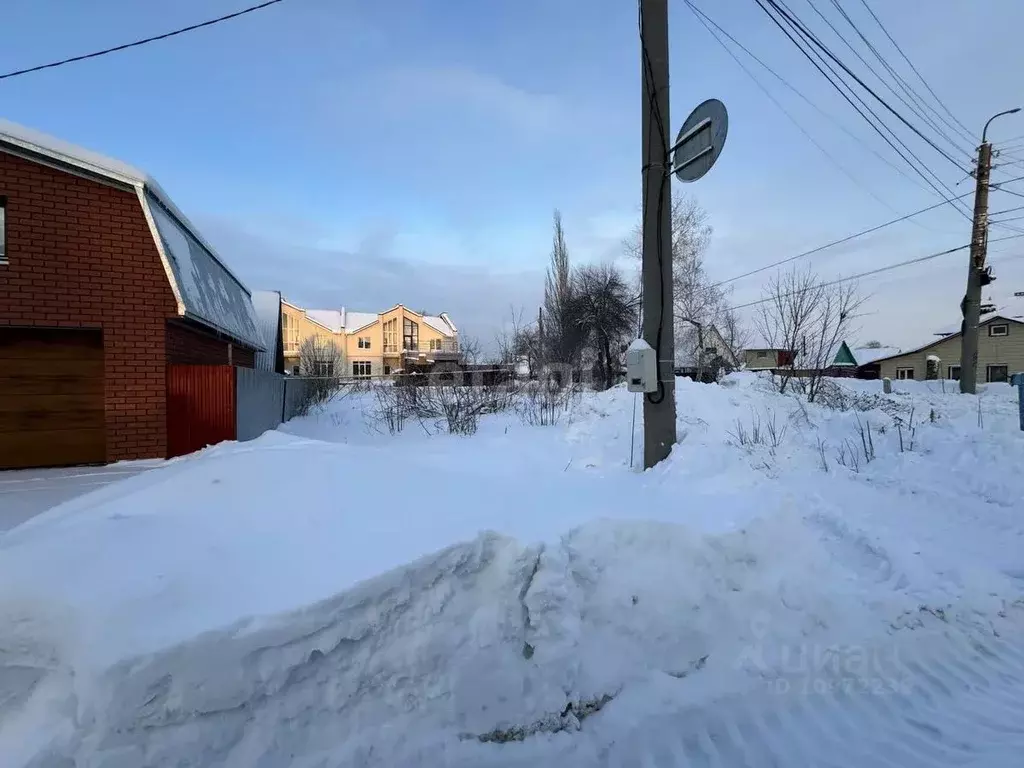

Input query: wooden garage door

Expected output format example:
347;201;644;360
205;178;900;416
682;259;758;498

0;328;105;469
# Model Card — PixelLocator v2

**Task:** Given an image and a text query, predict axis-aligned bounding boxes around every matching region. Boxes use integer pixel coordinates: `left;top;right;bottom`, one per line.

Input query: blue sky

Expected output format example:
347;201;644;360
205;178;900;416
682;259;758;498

3;0;1024;348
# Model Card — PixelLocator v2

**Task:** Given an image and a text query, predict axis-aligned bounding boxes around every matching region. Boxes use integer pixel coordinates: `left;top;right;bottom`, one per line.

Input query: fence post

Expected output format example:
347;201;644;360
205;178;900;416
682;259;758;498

281;377;288;424
1012;373;1024;431
882;377;892;394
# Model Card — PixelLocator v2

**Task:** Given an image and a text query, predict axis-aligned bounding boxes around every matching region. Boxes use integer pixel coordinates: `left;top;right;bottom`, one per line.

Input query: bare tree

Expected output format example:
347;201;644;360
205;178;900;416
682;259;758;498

573;263;638;389
862;339;883;349
720;306;751;367
296;335;345;411
494;306;540;377
626;196;726;367
459;334;483;365
299;335;344;377
755;266;863;401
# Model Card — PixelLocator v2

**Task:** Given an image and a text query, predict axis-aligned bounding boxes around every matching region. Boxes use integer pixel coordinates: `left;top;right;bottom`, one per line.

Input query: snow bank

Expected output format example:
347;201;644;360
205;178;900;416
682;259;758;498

2;374;1024;765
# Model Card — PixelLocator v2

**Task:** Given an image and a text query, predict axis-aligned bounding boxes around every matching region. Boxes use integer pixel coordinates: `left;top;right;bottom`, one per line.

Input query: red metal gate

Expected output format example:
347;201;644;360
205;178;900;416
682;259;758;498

166;365;236;458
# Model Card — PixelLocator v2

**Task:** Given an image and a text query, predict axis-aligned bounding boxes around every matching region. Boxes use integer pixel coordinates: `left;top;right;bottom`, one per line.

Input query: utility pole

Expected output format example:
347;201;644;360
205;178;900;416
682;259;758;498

961;107;1020;394
640;0;676;467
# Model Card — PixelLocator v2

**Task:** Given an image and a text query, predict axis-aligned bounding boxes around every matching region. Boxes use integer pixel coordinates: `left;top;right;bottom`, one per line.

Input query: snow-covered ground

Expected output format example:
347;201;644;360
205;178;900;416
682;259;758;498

1;373;1023;766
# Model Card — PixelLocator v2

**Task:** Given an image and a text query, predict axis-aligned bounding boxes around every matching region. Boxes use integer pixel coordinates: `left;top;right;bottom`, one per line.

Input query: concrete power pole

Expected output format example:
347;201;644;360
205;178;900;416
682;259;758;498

961;108;1019;394
640;0;676;467
959;142;991;395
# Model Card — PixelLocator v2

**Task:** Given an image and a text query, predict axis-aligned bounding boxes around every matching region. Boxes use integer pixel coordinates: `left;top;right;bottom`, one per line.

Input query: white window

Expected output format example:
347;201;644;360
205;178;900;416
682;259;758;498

896;367;914;380
986;364;1009;383
358;336;371;349
757;350;768;359
313;361;334;377
947;365;960;381
282;313;299;353
352;361;372;377
988;324;1009;337
0;196;6;265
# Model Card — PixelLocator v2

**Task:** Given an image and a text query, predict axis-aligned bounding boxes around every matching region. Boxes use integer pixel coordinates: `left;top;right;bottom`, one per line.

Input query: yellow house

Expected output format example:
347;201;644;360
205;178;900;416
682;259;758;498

868;314;1024;383
281;301;460;376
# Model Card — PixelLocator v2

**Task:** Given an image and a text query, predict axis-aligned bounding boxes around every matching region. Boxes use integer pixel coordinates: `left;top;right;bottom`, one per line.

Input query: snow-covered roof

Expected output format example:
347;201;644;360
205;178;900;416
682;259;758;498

851;345;903;366
439;312;457;333
343;311;379;333
251;291;282;372
305;309;345;333
146;192;262;349
0;119;263;350
423;315;455;336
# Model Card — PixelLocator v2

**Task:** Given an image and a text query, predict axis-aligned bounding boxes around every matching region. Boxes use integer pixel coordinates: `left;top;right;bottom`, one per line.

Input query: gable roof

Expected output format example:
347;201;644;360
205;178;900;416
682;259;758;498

832;341;857;367
0;119;263;350
865;315;1024;365
933;310;1023;337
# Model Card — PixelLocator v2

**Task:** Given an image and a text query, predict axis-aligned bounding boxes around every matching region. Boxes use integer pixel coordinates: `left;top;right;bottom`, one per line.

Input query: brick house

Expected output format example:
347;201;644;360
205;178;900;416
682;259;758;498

0;120;264;469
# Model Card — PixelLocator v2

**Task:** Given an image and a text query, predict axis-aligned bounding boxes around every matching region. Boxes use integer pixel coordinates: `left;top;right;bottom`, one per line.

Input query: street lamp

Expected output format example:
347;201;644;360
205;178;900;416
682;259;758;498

983;108;1020;143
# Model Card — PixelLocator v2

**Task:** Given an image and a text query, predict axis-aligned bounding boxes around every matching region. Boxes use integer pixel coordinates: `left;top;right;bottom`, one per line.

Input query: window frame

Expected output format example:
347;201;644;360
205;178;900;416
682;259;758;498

358;336;371;349
895;367;914;380
0;195;7;266
988;323;1009;337
352;360;372;378
986;364;1009;384
946;365;961;381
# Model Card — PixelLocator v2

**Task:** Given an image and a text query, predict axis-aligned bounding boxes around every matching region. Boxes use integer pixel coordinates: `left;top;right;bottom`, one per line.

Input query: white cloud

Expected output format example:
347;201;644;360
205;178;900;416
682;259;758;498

375;65;568;136
199;216;544;354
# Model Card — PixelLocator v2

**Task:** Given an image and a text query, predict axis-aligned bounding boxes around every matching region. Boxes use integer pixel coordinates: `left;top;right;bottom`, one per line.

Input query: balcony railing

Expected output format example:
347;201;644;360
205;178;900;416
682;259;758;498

383;341;460;356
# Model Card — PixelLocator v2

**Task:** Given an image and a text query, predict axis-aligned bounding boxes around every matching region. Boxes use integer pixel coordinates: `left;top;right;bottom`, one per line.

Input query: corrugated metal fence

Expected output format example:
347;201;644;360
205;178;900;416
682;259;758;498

167;365;236;458
167;366;313;458
236;368;312;442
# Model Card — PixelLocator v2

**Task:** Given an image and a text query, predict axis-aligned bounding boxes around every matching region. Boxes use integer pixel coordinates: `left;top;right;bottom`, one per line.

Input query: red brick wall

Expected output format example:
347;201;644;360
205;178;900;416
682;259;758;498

0;150;178;461
166;319;255;368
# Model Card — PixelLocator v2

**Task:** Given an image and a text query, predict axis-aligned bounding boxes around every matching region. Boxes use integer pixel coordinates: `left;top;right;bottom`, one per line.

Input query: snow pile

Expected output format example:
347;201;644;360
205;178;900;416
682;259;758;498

1;374;1023;766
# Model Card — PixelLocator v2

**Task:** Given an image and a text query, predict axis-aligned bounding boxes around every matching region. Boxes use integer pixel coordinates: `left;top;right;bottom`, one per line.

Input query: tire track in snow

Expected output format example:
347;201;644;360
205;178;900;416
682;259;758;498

592;622;1024;768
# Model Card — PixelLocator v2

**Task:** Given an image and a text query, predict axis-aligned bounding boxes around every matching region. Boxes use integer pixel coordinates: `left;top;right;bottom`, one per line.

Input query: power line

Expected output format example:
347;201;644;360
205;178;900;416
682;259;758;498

752;0;972;220
826;0;977;151
996;188;1024;201
0;0;286;81
728;232;1024;312
760;0;967;173
804;0;973;159
685;3;900;211
991;204;1024;217
713;191;972;288
684;1;947;201
853;0;977;143
992;175;1024;201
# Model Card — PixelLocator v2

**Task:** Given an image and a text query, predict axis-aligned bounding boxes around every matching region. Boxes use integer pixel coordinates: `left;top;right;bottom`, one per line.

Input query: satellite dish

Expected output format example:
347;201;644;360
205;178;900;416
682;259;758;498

671;99;728;183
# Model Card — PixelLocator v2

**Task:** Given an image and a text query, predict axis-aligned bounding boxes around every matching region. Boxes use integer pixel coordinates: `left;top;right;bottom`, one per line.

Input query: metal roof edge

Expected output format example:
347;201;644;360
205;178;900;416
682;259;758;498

142;181;252;298
182;311;267;352
137;187;187;318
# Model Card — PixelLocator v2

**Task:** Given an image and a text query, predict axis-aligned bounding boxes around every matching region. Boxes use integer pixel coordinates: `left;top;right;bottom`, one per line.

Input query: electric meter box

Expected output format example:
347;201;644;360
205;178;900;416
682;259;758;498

626;338;657;393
